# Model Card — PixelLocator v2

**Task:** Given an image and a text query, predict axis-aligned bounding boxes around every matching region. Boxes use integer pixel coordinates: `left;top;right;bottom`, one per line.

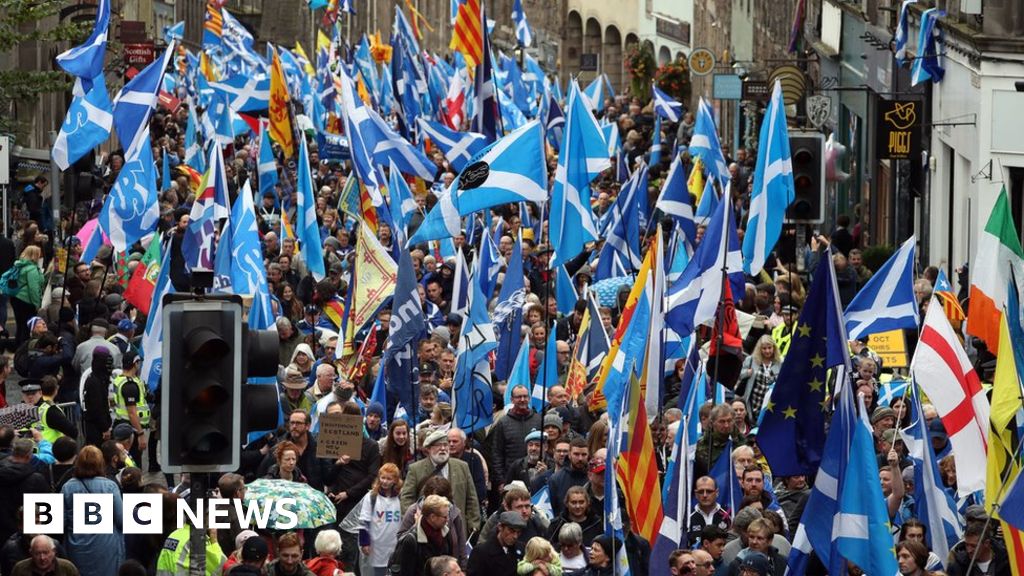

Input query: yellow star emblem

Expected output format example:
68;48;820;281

797;323;812;337
819;397;831;411
808;377;823;392
764;401;775;413
783;406;798;419
810;353;825;367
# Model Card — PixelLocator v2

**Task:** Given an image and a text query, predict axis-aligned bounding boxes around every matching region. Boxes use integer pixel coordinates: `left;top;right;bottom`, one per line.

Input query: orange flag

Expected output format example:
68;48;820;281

269;46;295;158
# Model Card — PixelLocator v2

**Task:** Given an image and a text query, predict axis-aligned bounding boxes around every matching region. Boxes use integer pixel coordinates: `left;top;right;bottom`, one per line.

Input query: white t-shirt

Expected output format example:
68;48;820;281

358;492;403;567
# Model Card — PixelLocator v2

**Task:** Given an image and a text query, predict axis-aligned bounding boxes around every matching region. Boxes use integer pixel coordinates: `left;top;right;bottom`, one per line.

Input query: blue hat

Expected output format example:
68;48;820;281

525;429;542;443
117;319;136;332
739;552;772;576
367;401;385;417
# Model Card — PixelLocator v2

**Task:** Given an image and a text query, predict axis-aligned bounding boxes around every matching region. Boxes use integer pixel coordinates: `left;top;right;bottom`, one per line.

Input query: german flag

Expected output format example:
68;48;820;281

450;0;483;68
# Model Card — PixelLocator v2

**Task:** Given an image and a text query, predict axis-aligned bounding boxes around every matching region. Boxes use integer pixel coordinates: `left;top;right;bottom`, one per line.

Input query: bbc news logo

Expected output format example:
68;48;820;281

24;495;299;534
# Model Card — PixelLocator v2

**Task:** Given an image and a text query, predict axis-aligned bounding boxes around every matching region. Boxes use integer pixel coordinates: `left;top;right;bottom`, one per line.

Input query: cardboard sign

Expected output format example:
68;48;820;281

316;413;364;460
868;329;909;369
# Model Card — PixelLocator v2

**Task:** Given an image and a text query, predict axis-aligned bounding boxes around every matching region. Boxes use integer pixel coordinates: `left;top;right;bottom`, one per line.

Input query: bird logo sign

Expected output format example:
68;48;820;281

884;101;917;130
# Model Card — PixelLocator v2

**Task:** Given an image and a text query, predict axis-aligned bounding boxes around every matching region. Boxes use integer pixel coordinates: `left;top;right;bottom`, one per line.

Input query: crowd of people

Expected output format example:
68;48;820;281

0;76;995;576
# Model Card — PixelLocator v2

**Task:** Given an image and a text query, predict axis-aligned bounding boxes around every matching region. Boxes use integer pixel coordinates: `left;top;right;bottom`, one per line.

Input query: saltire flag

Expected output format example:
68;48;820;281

549;80;609;268
935;268;966;324
651;387;693;574
967;186;1024;353
911;295;990;496
388;159;418;242
784;369;857;576
337;65;384;205
124;235;162;313
407;184;461;245
596;162;645;279
141;238;174;392
453;258;497;433
615;371;664;545
640;227;667;419
472;16;500;142
894;0;917;65
416;118;487;173
211;73;270;112
182;146;229;270
478;229;501;298
835;393;901;576
743;80;795;275
694;175;718;221
655;153;697;249
362;103;437;182
844;236;919;340
690;98;730;185
268;46;295;158
878;378;911;407
531;326;559;411
555;265;578;316
911;8;946;86
451;120;547;215
184;104;206;174
450;0;483;68
649;115;663;166
903;382;963;567
449;250;470;315
52;0;113;170
257;125;279;200
651;83;682;123
493;232;526;381
160;148;172;192
757;249;848;475
295;137;326;281
544;92;565;151
709;439;742;513
582;75;606;113
531;485;553;520
665;187;744;341
384;248;427;417
511;0;532;47
502;335;532;410
227;179;268;298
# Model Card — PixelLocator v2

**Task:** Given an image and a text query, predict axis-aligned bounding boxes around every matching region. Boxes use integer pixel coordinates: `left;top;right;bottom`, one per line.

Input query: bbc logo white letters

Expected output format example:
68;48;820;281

24;494;63;534
24;494;164;535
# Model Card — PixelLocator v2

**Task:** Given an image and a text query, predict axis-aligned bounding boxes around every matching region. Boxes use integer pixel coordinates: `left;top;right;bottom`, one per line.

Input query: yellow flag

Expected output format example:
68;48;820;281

688;156;705;204
199;52;219;81
269;47;295;159
342;223;397;354
293;41;315;75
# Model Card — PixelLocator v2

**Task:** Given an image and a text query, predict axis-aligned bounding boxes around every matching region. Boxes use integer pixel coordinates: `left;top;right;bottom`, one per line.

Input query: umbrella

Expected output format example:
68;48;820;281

243;478;337;529
589;276;634;307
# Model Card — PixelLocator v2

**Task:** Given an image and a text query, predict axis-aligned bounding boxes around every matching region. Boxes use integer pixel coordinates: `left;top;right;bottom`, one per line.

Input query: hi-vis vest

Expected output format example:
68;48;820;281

772;323;794;358
36;401;65;443
113;375;150;427
156;525;226;576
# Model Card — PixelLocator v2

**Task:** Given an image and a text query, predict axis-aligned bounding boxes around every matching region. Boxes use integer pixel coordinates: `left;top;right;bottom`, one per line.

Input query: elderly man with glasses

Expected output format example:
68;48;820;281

687;476;732;546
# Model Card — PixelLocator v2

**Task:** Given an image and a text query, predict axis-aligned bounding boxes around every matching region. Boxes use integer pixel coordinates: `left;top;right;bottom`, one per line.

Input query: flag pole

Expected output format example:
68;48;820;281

966;433;1024;576
708;185;734;470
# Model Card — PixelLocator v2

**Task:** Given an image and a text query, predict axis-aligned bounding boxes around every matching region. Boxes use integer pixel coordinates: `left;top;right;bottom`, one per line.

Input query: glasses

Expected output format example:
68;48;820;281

288;420;306;426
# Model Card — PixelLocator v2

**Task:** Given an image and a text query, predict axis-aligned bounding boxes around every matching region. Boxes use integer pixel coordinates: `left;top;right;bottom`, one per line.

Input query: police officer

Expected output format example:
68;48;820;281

111;350;148;465
24;377;76;442
156;524;227;576
771;305;798;359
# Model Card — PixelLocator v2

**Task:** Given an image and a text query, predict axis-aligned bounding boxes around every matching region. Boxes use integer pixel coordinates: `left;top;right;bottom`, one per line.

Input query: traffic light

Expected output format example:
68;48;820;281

786;132;825;224
160;296;280;473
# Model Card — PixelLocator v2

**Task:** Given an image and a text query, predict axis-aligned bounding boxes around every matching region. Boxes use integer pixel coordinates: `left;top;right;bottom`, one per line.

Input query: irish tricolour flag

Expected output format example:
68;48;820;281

967;186;1024;352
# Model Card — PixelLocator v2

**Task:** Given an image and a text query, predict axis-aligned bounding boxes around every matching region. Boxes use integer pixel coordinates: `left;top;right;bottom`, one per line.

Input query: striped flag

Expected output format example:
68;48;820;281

450;0;483;68
967;187;1024;352
935;268;965;323
615;374;664;545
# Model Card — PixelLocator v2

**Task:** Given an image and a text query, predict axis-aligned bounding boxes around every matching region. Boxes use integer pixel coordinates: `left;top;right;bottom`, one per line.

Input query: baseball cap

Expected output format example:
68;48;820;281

241;535;269;562
112;423;135;441
739;552;772;576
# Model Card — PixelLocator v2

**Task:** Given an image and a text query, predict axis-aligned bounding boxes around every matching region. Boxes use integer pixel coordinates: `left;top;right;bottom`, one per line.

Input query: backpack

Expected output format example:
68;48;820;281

0;264;21;297
386;529;418;576
13;341;34;377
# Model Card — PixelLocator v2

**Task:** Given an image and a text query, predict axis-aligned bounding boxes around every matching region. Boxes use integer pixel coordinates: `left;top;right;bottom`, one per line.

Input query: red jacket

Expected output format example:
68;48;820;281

305;556;344;576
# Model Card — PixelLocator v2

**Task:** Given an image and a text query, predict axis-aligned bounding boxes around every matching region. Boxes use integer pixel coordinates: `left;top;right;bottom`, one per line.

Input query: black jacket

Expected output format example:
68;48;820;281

257;432;324;490
947;538;1011;576
390;520;458;576
547;510;603;549
323;435;382;521
0;459;49;544
490;409;543;485
466;536;523;576
547;467;590;517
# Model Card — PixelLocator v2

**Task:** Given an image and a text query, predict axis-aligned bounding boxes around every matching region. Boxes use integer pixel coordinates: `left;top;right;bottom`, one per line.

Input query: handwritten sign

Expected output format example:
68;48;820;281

868;329;908;369
316;413;364;460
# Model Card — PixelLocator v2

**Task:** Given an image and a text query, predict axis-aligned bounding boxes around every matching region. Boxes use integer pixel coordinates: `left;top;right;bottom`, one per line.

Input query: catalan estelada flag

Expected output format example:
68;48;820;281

203;2;222;47
269;46;295;158
615;375;664;545
935;268;965;324
450;0;483;68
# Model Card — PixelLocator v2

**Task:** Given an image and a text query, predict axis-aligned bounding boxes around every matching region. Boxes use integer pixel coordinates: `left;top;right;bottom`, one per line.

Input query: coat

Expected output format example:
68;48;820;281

466;536;523;576
61;476;125;576
400;457;481;532
12;259;43;309
390;519;458;576
490;409;543;486
0;459;49;545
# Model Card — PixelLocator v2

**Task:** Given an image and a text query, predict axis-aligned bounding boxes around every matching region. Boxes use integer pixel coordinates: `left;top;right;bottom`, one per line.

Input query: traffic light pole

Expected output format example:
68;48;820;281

189;473;207;576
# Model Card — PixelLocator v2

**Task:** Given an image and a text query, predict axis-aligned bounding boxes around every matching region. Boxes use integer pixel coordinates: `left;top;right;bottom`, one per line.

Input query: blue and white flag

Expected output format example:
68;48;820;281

183;147;230;270
416;118;487;172
652;83;682;123
844;236;919;340
582;75;606;113
453;120;548;215
550;81;610;268
544;92;565;151
258;126;278;200
596;163;645;279
879;378;910;406
450;250;470;315
160;148;172;192
904;383;963;566
55;0;110;80
911;8;946;86
894;0;917;66
141;237;173;393
164;20;184;43
388;159;419;242
407;184;462;245
532;326;559;411
655;153;697;249
602;122;620;158
112;43;176;153
690;98;730;185
296;136;327;281
454;261;497;433
556;265;579;316
211;73;270;112
494;233;526;381
649;115;663;166
665;188;744;340
743;80;795;275
384;248;427;414
338;66;384;205
532;485;553;519
365;104;437;181
511;0;532;47
836;394;901;576
99;130;161;252
479;229;502;299
228;179;268;298
184;104;206;173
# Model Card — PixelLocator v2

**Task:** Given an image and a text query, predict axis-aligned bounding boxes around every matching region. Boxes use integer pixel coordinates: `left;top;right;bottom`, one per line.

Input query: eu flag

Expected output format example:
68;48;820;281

757;248;848;476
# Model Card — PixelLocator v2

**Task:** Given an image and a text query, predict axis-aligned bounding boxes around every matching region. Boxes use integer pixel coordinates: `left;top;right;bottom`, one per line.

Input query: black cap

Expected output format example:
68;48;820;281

241;536;269;562
20;379;42;393
446;313;463;326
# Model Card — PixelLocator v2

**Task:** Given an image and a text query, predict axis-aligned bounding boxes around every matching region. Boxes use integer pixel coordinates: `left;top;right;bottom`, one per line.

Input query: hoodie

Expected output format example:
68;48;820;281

0;458;49;544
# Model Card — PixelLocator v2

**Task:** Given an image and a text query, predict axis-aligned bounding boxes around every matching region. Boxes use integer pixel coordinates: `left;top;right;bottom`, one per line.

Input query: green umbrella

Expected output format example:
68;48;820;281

243;478;337;529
